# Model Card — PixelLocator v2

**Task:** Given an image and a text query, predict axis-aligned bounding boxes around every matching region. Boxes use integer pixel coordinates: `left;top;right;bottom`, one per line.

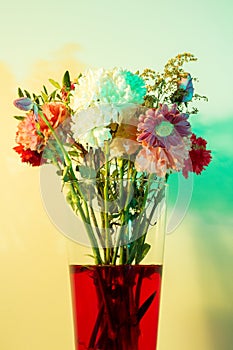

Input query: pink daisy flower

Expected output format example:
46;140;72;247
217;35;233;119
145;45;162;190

137;104;191;149
135;142;189;178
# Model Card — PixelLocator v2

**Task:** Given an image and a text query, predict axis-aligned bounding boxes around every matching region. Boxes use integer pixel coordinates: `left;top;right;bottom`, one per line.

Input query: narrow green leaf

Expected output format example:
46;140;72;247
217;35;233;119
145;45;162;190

50;90;57;99
13;115;25;121
141;243;151;261
33;93;40;104
68;150;80;157
24;90;31;98
137;291;156;323
41;91;48;102
18;88;24;97
48;79;61;89
43;85;48;94
135;241;151;264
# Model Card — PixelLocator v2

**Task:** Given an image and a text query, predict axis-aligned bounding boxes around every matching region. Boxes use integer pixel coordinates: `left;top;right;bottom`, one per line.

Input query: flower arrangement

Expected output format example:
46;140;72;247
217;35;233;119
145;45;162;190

13;52;211;265
12;53;212;350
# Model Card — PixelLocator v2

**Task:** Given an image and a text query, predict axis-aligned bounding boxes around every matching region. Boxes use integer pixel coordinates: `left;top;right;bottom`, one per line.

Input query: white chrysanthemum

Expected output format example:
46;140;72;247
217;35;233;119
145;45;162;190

79;127;112;149
70;68;146;112
71;105;119;149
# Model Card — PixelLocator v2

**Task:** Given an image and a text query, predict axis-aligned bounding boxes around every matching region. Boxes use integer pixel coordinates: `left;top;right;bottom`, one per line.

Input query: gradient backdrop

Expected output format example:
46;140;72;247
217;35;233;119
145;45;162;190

1;1;233;349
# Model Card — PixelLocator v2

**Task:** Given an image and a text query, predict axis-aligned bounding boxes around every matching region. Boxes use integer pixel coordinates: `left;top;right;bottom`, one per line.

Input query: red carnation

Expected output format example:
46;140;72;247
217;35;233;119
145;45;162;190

182;134;212;178
13;144;46;167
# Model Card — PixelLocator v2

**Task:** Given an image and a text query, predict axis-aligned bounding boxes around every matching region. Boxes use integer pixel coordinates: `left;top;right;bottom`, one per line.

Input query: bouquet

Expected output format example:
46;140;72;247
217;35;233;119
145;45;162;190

12;53;212;350
13;52;211;264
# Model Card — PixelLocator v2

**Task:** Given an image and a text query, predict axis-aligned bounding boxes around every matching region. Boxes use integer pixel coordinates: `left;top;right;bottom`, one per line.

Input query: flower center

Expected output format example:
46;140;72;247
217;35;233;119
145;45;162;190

155;121;174;137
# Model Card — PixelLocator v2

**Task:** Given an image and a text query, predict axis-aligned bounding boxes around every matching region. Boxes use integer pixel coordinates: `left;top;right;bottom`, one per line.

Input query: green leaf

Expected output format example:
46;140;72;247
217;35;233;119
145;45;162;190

62;166;70;182
141;243;151;260
66;191;75;210
24;90;31;98
68;150;80;157
62;70;71;89
43;85;48;94
137;291;156;323
50;90;57;99
79;165;96;179
135;243;151;264
33;93;40;104
13;115;25;121
35;122;43;137
18;87;24;97
41;91;48;102
49;79;61;89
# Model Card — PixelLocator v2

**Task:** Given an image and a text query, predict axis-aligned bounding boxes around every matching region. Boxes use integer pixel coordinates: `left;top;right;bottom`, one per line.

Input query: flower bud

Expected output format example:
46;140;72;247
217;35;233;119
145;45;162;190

178;74;194;102
14;97;33;111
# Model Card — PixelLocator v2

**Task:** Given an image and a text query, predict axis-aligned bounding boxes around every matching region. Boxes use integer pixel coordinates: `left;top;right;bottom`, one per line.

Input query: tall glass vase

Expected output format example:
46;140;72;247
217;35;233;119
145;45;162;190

66;178;167;350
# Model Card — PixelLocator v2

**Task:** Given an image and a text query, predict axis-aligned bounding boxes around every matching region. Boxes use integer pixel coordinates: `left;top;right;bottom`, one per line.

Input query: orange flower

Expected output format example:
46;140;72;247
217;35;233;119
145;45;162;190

41;102;69;129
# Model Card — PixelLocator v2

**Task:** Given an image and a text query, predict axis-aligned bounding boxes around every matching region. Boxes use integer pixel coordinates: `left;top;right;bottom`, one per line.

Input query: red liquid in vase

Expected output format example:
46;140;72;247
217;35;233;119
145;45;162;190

70;265;162;350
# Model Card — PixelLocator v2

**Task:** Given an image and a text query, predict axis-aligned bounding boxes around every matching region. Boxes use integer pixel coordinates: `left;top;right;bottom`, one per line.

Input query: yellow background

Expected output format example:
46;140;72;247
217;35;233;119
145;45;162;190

1;1;233;349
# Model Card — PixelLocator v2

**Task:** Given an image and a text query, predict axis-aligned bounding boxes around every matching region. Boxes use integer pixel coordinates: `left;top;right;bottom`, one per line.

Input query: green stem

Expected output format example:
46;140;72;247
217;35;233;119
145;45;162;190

104;142;111;264
90;206;105;248
69;182;103;265
38;110;102;264
38;110;71;166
